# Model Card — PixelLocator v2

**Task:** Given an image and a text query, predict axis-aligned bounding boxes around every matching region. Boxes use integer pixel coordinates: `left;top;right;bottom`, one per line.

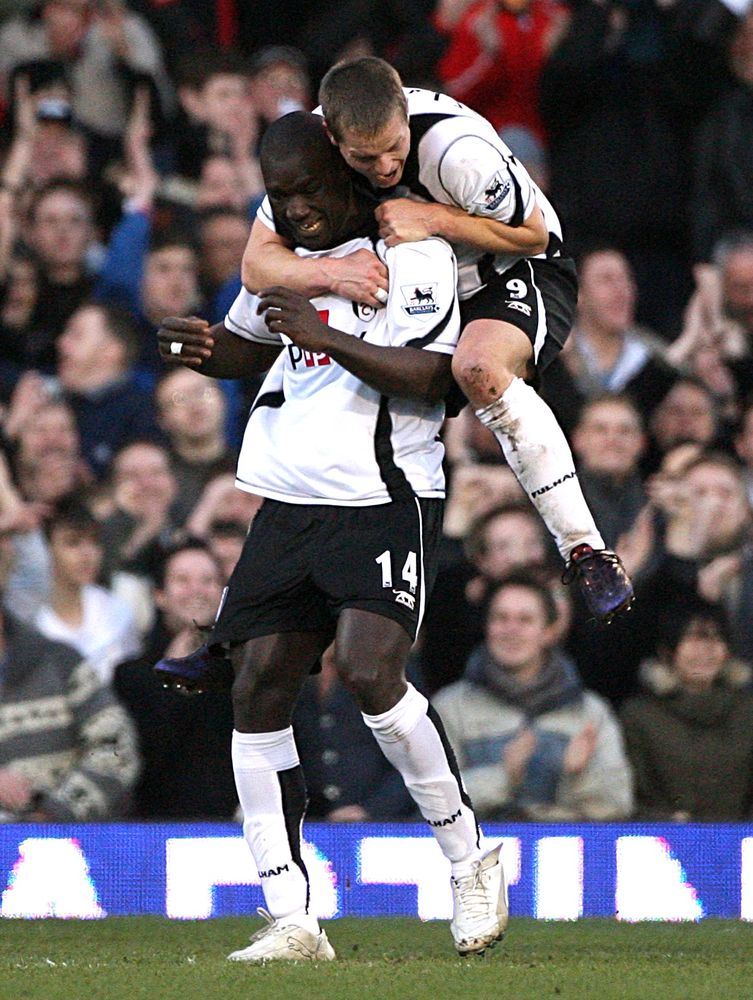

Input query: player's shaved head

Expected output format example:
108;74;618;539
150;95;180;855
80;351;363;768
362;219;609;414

259;110;375;250
260;111;345;184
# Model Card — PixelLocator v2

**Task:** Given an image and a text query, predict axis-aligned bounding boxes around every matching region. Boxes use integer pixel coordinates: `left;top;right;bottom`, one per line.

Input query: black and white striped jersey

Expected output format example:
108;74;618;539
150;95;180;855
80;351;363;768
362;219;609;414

225;234;460;506
256;88;564;300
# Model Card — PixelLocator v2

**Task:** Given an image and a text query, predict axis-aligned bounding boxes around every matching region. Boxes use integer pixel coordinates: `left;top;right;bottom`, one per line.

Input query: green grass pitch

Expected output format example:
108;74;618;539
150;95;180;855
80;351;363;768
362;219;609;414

1;917;753;1000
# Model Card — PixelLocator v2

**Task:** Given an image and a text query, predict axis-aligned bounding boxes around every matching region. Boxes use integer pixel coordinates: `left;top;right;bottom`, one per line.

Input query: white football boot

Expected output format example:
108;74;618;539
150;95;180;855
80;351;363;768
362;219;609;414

227;908;336;963
450;843;508;956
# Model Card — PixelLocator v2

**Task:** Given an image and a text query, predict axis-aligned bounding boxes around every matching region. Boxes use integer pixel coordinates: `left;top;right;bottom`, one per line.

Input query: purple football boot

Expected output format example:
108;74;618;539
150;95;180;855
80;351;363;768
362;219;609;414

154;643;233;694
563;544;635;624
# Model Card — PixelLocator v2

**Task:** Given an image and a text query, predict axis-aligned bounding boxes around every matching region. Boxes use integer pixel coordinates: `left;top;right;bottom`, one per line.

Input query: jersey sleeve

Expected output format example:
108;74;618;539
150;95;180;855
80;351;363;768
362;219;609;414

437;135;537;227
382;238;460;354
224;286;283;344
255;196;277;233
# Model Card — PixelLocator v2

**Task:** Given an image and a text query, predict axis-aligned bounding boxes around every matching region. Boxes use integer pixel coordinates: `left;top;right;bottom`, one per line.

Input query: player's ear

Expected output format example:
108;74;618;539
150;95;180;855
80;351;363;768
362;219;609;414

322;119;338;147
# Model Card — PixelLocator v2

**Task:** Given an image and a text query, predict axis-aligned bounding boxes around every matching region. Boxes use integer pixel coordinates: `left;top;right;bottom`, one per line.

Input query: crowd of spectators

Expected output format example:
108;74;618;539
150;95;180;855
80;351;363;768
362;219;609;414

2;0;753;825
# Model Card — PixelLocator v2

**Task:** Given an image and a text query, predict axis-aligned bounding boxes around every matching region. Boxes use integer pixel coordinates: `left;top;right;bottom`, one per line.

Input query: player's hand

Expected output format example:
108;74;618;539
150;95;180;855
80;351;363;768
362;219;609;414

376;198;438;246
157;316;214;367
503;727;537;789
0;768;33;812
258;287;332;352
326;249;389;307
563;722;598;776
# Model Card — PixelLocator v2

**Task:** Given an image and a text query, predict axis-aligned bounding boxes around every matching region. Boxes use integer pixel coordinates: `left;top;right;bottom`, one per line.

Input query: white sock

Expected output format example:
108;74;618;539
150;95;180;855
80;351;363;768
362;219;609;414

476;377;604;560
362;684;481;873
231;728;317;930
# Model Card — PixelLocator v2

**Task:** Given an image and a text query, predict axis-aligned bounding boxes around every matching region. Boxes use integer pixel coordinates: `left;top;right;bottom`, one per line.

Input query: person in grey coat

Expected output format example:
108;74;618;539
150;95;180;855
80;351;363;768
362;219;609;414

432;572;633;822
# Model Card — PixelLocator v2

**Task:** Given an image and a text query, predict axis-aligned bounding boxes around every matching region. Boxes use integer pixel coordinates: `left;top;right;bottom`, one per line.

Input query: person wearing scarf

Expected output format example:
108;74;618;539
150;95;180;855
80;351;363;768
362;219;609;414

432;572;633;821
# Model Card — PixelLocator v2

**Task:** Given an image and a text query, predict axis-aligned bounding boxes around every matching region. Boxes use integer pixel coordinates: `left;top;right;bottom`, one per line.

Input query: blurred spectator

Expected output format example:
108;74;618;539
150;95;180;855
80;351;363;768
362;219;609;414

98;439;178;588
114;539;237;819
435;0;569;140
564;439;700;709
620;600;753;821
442;405;505;467
19;179;97;369
690;13;753;271
0;249;41;395
293;646;416;821
94;85;206;376
154;366;235;527
8;393;91;506
667;234;753;420
1;70;89;193
34;497;141;682
642;451;753;662
206;518;246;584
645;376;724;474
0;448;50;624
0;529;139;821
442;462;524;555
170;47;261;193
539;0;737;335
191;153;256;215
571;394;647;549
432;573;633;820
735;397;753;507
184;471;263;541
422;501;557;693
55;302;163;476
197;206;248;303
0;0;173;166
541;246;678;437
247;45;310;125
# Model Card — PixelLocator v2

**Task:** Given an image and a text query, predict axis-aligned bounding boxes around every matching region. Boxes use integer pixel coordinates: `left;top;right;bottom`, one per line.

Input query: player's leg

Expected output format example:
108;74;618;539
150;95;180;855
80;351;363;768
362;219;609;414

323;499;506;954
206;501;337;961
227;629;336;962
453;315;605;557
335;609;507;955
451;261;633;622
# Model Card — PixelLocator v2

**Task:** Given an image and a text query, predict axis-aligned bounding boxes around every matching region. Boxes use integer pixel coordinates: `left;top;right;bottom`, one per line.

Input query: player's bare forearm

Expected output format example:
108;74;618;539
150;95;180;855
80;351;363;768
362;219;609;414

440;203;549;254
378;199;549;255
157;318;281;378
241;221;333;296
322;326;453;403
243;220;389;306
259;286;453;403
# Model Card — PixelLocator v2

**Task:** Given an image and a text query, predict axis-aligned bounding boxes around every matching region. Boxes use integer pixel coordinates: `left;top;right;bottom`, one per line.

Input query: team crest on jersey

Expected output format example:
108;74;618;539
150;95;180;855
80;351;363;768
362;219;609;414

393;590;416;610
353;301;377;322
505;300;532;317
401;284;439;316
476;173;510;212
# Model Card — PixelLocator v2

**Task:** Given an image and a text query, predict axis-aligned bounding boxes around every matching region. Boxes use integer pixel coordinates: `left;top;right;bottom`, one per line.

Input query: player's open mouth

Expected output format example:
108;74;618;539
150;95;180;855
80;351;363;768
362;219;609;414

298;218;323;235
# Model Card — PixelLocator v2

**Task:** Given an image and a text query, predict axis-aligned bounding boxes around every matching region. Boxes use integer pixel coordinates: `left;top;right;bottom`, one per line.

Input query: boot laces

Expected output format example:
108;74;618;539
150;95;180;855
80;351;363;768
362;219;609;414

453;864;491;923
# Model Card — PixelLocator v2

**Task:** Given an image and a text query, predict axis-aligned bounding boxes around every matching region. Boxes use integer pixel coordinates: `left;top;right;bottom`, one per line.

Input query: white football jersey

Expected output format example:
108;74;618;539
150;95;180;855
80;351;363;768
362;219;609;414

257;88;563;300
225;235;459;506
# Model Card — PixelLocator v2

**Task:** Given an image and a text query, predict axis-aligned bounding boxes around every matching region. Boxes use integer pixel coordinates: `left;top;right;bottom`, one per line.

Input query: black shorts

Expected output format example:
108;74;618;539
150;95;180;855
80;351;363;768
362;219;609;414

460;257;578;374
211;496;444;646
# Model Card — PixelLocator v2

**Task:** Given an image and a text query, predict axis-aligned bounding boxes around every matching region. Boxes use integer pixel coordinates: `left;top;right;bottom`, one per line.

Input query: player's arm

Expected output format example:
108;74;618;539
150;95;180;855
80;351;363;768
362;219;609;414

377;134;549;255
377;197;548;255
242;216;389;307
157;317;281;378
258;287;453;403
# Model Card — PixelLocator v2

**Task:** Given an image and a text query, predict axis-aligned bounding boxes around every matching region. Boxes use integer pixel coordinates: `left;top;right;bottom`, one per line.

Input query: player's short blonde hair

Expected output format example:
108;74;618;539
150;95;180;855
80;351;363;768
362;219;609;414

319;57;407;141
